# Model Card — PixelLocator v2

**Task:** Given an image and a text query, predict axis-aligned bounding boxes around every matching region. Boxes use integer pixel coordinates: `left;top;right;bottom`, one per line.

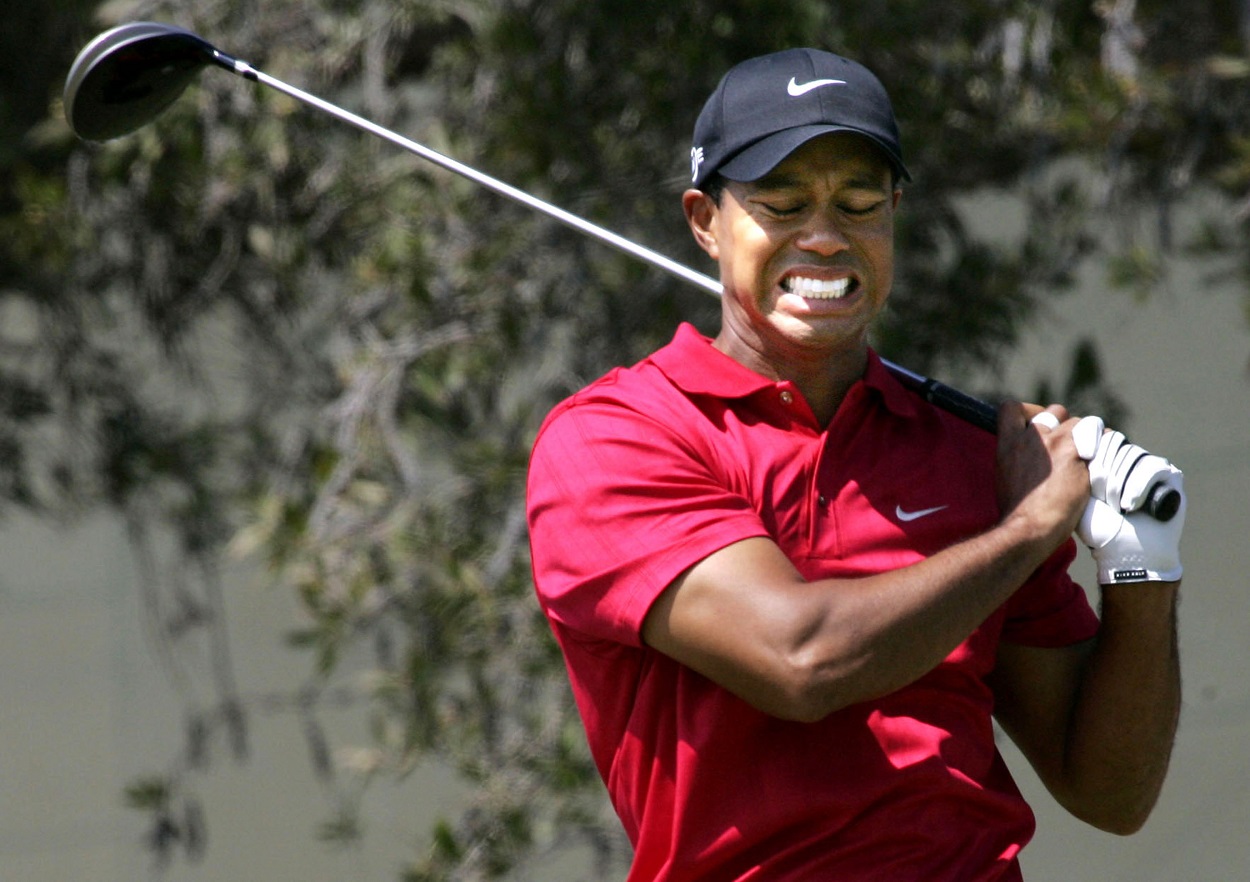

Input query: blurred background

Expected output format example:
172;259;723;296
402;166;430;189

1;1;1247;879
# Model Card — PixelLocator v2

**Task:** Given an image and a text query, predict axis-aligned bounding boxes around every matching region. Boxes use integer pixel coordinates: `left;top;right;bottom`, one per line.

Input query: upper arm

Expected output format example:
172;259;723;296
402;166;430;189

642;536;835;721
528;397;767;646
989;638;1094;801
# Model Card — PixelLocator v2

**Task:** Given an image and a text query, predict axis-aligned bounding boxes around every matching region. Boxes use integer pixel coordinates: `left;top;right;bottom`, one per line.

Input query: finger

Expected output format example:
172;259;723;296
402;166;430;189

1072;415;1105;460
1031;411;1061;431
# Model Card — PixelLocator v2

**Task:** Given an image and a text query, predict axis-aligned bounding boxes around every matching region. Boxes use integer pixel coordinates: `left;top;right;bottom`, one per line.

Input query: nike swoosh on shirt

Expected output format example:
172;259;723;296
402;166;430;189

787;77;847;97
895;504;949;522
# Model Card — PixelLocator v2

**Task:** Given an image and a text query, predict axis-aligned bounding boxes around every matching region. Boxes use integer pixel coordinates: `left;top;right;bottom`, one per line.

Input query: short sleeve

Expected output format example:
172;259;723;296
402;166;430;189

527;395;769;647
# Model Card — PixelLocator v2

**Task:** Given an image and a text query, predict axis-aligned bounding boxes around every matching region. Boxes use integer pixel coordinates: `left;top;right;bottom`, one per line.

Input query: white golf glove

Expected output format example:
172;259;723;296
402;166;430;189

1071;416;1177;514
1072;415;1186;584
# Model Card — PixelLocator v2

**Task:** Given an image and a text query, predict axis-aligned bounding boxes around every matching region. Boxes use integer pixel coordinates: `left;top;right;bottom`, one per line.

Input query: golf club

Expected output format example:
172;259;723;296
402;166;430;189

63;21;1181;523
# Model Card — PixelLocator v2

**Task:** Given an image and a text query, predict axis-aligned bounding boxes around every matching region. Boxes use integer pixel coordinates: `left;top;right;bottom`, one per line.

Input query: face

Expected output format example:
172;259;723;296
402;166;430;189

684;133;900;372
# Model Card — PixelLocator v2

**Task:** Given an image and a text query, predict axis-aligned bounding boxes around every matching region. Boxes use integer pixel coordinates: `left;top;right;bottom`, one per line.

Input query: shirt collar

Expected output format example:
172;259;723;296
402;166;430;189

649;323;774;398
650;323;919;421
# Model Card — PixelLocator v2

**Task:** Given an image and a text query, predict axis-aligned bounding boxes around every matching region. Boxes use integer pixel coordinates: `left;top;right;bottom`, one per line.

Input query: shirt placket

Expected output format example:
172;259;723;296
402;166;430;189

768;381;834;561
810;426;845;560
809;381;876;562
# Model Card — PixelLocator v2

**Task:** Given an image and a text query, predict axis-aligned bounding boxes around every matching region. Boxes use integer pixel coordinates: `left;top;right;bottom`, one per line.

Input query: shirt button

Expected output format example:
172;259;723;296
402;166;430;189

779;390;794;405
818;495;828;506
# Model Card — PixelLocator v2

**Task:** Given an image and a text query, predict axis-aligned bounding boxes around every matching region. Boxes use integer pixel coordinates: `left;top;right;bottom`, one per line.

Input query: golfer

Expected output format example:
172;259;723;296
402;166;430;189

526;48;1183;881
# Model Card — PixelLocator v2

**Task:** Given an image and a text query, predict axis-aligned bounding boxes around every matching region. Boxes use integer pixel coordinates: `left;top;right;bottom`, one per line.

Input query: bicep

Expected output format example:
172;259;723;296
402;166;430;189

642;536;826;720
989;638;1094;791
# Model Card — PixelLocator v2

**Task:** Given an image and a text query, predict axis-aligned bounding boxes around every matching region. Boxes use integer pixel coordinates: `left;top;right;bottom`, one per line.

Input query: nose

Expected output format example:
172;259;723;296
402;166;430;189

795;207;850;256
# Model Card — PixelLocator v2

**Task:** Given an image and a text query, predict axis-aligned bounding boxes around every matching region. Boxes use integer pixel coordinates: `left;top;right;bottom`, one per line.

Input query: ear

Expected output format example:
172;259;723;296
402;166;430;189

682;189;720;261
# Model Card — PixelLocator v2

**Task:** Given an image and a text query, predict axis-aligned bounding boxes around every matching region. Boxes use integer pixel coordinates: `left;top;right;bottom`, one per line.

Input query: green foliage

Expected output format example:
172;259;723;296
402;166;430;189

2;0;1248;878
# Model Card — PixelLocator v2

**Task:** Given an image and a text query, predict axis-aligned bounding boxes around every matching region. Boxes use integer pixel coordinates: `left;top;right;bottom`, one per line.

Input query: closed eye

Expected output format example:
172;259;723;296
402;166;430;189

757;201;805;218
841;200;887;216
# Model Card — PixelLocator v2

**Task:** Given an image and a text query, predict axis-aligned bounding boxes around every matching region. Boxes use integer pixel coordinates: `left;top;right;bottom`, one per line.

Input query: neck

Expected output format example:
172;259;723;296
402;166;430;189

796;355;868;426
713;326;870;427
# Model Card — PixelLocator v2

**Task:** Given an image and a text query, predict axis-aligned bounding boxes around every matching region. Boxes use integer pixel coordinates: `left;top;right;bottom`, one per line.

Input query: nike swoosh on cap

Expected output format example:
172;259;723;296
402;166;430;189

895;504;949;522
787;76;847;97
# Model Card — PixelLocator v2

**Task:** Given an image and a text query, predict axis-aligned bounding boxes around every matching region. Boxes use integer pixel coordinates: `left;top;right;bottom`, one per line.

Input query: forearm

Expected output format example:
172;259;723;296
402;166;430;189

795;514;1066;713
648;514;1068;722
1056;581;1181;833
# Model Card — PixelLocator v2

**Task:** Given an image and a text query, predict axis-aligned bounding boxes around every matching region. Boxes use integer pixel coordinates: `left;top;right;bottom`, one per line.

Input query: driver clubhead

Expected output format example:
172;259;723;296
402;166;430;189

65;22;219;141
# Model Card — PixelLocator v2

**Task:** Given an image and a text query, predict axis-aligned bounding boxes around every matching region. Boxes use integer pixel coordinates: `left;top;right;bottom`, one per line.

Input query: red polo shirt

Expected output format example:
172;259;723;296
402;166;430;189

527;323;1099;881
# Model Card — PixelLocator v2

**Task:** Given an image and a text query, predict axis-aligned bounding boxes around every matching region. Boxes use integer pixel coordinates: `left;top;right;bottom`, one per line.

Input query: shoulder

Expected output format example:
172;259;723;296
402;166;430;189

534;359;683;450
533;329;724;459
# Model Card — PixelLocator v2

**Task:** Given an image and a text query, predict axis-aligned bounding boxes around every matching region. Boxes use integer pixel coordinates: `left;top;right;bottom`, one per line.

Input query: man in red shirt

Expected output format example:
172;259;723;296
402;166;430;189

526;48;1183;881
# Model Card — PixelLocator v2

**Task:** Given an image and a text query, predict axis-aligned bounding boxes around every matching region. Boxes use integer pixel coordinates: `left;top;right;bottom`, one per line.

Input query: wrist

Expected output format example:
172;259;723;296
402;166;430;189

1000;502;1075;554
1095;558;1183;586
995;508;1070;573
1097;580;1181;643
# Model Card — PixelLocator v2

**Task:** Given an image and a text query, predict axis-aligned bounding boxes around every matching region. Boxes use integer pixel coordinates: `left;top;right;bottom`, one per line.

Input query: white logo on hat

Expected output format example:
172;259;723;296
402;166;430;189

690;146;705;183
787;77;846;97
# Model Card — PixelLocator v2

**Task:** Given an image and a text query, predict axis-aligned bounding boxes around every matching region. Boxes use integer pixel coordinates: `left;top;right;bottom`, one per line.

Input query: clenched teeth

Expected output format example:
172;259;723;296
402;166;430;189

783;276;852;299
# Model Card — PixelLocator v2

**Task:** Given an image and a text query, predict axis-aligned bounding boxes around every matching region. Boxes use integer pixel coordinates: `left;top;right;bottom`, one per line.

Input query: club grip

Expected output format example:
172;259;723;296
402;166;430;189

881;361;1180;523
884;365;1000;434
1145;482;1182;522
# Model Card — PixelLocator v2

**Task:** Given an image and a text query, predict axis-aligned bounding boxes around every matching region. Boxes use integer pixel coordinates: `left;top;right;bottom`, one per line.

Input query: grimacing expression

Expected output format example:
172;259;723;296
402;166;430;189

689;132;900;360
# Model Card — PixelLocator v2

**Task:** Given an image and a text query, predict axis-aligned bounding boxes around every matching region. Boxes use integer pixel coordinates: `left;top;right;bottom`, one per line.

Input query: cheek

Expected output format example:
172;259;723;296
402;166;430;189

725;218;776;272
878;241;895;287
865;228;895;290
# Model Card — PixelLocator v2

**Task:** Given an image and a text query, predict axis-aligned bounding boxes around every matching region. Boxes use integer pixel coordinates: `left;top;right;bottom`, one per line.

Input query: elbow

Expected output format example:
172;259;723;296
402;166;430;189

1085;797;1159;836
764;647;871;723
747;611;903;722
1060;787;1161;836
1077;807;1152;837
1107;815;1150;837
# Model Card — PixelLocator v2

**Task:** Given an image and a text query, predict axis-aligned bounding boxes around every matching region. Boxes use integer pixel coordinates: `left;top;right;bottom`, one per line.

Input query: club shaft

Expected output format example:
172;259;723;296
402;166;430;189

215;49;1002;433
214;52;718;296
206;46;1179;521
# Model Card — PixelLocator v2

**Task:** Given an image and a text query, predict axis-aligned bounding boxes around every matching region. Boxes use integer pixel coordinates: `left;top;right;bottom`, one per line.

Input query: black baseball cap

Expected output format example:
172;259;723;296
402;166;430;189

689;48;910;190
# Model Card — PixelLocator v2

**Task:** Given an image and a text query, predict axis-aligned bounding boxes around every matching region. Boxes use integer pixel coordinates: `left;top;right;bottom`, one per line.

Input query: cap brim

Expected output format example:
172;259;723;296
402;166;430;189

718;125;911;184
